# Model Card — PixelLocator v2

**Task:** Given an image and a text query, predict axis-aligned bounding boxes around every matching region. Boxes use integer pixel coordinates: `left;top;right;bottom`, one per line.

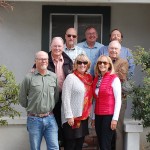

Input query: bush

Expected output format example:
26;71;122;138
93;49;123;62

132;46;150;143
0;65;20;125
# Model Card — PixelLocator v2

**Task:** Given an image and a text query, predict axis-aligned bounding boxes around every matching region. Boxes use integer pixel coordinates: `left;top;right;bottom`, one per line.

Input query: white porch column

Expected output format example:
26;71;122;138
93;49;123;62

124;120;143;150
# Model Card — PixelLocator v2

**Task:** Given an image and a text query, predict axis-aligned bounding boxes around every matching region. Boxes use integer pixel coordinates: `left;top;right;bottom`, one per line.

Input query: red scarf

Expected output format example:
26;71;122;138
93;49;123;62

72;70;93;128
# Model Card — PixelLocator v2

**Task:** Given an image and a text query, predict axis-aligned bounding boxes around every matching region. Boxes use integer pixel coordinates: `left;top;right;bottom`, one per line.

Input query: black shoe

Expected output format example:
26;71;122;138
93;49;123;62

59;140;64;147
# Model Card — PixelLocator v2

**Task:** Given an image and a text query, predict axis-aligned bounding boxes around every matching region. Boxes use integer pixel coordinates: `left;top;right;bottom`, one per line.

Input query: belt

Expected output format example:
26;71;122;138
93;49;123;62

28;112;53;118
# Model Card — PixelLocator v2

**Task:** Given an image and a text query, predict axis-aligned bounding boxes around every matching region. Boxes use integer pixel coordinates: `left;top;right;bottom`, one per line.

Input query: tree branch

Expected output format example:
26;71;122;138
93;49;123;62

0;0;14;11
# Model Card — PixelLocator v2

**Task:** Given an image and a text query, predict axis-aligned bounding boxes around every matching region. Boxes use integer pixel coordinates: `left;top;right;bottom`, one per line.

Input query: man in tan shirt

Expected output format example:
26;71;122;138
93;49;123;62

108;40;128;150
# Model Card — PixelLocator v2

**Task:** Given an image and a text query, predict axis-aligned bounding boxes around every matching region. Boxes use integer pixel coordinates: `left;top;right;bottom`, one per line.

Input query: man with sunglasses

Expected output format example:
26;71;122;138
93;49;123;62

108;40;129;150
77;26;104;76
64;28;85;62
100;28;135;80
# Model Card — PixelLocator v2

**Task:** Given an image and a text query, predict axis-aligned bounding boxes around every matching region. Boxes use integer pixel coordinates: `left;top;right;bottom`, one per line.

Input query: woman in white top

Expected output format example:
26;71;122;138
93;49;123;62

61;54;93;150
92;55;122;150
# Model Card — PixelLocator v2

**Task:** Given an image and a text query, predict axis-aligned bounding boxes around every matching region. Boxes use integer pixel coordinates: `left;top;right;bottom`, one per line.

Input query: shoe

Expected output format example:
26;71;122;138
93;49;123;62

82;142;88;148
59;140;64;147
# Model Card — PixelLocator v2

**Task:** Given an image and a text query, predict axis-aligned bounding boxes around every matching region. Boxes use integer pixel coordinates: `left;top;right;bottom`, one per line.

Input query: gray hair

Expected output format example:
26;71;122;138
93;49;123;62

51;37;64;45
108;40;121;50
35;51;48;59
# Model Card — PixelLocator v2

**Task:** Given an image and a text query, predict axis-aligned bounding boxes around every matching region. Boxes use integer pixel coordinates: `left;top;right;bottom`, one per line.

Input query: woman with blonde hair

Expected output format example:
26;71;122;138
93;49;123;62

93;55;121;150
61;54;93;150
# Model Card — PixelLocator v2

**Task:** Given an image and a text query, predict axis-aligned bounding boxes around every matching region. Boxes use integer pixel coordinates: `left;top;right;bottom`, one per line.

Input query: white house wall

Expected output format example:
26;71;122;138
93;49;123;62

0;2;150;83
0;1;150;117
0;1;150;116
0;2;150;149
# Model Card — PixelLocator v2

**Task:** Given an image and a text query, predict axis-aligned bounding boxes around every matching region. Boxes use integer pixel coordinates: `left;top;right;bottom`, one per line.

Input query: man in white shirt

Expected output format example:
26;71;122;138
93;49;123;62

64;28;85;62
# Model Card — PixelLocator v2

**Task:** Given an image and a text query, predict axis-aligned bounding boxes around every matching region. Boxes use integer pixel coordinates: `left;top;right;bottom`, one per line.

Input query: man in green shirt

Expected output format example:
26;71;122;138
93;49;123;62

19;51;59;150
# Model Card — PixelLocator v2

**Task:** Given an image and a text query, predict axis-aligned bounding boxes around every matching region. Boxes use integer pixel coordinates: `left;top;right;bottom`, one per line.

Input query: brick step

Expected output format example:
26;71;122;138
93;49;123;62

61;146;98;150
82;146;98;150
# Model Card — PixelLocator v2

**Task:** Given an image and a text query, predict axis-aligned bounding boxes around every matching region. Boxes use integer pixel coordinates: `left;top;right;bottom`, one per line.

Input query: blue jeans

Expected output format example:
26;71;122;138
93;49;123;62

27;114;59;150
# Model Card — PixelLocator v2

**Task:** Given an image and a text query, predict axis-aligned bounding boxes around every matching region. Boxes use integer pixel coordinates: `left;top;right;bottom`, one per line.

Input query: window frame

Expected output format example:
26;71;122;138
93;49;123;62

42;5;111;52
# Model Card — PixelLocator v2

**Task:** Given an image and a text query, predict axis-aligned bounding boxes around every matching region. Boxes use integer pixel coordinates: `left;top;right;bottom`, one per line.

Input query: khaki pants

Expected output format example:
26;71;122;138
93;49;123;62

116;99;127;150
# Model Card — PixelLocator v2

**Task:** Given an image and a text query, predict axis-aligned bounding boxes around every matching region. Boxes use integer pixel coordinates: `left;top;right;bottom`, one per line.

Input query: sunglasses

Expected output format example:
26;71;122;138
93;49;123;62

98;61;109;65
66;34;77;38
77;60;88;65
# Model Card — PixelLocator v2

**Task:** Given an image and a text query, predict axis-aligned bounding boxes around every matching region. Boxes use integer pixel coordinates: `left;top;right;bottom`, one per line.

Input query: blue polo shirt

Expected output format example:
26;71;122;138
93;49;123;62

77;41;104;76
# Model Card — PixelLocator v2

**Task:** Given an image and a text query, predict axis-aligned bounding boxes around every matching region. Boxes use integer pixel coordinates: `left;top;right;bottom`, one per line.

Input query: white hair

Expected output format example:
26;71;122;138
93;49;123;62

51;37;64;45
108;40;121;50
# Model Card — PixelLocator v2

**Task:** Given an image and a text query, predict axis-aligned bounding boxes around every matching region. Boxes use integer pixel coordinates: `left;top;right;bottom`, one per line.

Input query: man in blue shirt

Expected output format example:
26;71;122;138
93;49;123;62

99;29;135;79
77;26;104;76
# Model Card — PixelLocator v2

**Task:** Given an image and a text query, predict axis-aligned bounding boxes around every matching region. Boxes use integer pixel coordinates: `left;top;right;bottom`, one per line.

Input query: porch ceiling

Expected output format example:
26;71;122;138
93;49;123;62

7;0;150;4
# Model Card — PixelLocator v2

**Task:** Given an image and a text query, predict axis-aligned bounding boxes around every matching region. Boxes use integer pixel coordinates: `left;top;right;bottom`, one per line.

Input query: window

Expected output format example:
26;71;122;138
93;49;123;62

42;6;110;52
50;14;102;44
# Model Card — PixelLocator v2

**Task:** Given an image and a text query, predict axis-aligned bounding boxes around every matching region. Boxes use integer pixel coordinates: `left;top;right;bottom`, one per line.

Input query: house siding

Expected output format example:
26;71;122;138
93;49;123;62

0;2;150;149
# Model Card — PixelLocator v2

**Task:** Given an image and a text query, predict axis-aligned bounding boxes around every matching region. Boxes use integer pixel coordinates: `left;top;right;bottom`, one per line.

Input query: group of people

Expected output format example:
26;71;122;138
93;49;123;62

19;26;135;150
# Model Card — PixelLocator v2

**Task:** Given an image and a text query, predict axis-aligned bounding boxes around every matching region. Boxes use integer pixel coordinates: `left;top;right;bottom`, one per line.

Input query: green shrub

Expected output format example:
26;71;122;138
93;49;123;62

0;65;20;125
132;46;150;143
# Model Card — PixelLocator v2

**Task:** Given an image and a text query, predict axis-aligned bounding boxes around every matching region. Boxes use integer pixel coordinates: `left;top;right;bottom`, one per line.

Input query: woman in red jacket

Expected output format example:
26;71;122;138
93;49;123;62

93;55;122;150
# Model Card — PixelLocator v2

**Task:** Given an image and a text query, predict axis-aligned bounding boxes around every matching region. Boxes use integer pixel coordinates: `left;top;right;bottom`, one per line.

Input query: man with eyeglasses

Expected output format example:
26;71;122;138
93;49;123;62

108;40;129;150
32;37;73;149
19;51;59;150
77;26;104;76
100;28;135;80
64;27;85;62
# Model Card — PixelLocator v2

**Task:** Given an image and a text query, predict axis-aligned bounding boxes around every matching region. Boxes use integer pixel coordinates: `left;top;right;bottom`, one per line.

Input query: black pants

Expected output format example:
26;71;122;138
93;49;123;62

53;92;63;144
95;115;115;150
64;137;85;150
111;130;116;150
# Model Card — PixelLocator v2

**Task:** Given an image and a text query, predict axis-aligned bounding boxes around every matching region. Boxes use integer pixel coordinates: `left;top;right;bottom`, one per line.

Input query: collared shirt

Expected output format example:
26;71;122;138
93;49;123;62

99;45;135;79
19;70;59;114
52;55;65;91
113;57;129;82
64;44;85;62
77;41;104;76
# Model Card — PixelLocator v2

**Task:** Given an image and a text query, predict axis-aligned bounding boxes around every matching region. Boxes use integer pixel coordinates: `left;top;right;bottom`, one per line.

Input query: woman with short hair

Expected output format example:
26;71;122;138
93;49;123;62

61;54;93;150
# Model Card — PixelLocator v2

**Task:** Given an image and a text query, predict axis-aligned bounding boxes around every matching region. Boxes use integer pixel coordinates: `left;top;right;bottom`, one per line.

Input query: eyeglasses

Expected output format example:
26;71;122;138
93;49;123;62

36;58;48;62
98;61;109;65
66;34;77;38
109;47;119;50
77;60;88;65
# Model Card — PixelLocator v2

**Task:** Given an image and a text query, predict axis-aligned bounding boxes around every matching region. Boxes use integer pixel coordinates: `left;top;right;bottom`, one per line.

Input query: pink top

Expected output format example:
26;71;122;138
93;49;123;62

52;55;65;91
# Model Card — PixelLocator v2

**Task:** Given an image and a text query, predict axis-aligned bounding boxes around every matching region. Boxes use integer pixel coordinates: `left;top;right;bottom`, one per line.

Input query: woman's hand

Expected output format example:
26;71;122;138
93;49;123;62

67;118;74;126
111;120;117;130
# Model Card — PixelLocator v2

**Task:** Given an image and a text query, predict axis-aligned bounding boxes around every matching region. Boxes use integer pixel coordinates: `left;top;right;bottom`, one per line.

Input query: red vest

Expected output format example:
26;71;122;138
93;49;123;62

93;72;117;115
